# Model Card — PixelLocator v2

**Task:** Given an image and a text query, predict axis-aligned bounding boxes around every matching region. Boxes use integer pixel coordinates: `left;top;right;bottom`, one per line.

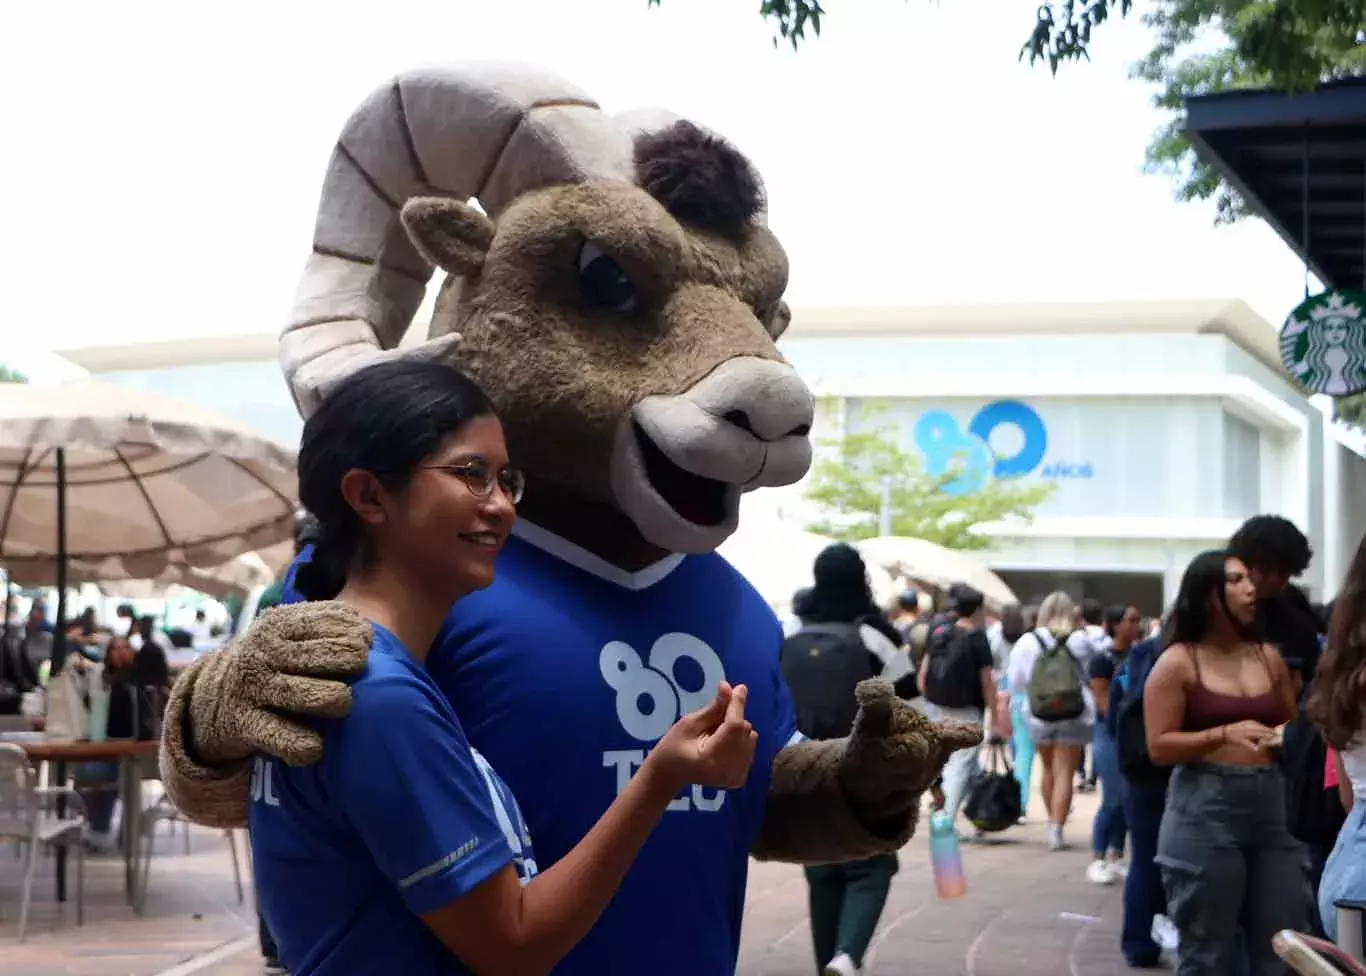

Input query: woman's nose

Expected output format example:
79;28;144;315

480;489;516;520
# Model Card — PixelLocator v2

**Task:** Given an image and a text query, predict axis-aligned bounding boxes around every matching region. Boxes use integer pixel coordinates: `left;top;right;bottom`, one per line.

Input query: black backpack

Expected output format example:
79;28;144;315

1282;706;1347;847
923;622;982;709
780;622;876;741
1112;643;1170;788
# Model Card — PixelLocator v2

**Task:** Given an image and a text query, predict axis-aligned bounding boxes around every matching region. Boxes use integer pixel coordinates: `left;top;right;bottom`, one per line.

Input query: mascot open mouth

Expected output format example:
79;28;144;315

632;422;728;526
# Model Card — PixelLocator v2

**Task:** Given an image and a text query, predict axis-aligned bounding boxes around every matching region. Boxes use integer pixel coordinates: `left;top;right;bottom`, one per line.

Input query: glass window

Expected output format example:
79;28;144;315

1222;412;1262;519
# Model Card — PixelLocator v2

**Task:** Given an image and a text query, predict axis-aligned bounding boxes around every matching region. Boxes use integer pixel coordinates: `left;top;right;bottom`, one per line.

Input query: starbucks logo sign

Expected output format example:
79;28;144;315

1280;291;1366;397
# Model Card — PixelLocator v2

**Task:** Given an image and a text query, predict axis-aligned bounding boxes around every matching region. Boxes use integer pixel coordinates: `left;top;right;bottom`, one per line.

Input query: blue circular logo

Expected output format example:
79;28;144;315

968;400;1048;478
912;400;1049;497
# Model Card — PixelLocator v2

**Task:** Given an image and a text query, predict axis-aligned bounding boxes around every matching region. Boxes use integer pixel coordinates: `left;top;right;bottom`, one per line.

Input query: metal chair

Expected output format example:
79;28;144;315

134;792;243;915
0;742;86;941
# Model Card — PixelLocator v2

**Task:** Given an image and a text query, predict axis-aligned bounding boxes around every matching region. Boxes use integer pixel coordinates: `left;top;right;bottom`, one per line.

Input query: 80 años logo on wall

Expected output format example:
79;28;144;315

912;399;1092;497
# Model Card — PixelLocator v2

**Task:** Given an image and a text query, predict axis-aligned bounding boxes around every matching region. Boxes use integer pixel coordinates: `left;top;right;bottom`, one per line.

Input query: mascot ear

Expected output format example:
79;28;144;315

400;197;495;277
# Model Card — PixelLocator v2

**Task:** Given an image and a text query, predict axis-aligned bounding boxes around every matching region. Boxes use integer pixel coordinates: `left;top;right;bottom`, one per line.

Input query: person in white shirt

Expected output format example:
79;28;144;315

1007;591;1095;850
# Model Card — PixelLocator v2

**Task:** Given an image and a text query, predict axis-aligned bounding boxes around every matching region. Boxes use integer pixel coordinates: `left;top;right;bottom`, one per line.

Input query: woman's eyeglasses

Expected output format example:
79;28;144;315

424;459;526;504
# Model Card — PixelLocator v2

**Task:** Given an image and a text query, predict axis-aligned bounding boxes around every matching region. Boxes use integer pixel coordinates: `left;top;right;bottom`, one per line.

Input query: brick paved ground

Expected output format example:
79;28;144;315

735;790;1137;976
3;783;1147;976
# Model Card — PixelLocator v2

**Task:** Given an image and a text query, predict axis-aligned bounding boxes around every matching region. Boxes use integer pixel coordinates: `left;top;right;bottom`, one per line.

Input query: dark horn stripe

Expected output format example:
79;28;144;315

527;97;601;111
335;140;400;211
393;81;430;188
311;245;430;286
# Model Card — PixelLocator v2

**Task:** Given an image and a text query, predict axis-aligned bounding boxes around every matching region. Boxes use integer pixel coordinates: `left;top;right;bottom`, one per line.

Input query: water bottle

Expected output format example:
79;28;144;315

929;810;967;899
87;664;109;742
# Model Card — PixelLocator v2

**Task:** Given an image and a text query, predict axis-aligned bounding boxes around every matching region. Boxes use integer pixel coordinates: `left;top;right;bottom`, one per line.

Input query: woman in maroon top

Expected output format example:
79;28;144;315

1144;549;1305;975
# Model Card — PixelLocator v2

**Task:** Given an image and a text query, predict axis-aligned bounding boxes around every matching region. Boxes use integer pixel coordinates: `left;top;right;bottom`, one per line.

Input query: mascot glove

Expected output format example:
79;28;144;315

186;603;372;767
839;679;984;822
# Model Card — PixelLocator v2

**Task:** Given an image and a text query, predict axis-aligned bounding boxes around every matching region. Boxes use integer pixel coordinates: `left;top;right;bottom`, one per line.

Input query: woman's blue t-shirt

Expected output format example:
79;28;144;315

248;622;538;975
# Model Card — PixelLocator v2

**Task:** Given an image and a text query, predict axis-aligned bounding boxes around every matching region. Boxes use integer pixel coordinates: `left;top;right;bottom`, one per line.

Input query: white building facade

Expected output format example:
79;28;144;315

765;300;1366;611
57;300;1366;612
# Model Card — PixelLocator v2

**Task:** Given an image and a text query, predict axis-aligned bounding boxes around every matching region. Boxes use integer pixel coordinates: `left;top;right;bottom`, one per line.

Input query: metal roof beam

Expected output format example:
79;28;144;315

1186;81;1366;133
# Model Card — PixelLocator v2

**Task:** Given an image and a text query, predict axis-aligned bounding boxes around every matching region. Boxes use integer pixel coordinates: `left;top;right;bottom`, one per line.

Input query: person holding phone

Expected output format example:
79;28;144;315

240;359;758;975
1144;550;1305;975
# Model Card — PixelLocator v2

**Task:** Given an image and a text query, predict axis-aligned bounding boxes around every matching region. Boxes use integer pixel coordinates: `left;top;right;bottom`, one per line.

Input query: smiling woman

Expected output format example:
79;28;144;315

230;357;760;976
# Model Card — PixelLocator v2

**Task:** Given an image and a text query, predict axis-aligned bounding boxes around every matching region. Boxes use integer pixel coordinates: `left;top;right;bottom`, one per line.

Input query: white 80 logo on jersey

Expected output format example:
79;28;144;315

597;634;726;741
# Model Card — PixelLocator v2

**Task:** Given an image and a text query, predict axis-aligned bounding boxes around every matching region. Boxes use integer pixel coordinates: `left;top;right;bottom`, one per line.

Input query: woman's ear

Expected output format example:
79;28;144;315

339;469;388;526
401;197;495;277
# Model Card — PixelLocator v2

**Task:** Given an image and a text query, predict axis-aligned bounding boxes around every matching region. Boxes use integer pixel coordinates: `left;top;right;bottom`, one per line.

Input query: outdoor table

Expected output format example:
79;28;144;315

1;733;159;903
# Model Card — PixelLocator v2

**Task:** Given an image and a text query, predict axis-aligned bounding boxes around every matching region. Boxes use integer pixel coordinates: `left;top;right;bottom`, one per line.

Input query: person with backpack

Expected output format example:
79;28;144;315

779;544;904;976
1006;591;1095;851
1108;625;1174;968
916;584;995;831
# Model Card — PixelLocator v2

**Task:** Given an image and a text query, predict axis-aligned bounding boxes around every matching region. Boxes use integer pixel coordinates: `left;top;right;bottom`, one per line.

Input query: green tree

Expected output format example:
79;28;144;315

803;405;1053;549
0;365;27;383
1129;2;1365;226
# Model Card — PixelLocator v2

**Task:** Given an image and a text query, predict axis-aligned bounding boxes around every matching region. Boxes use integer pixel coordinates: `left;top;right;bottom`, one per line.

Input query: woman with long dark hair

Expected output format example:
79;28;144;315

1308;533;1366;941
1144;549;1305;974
246;359;757;975
1084;602;1141;885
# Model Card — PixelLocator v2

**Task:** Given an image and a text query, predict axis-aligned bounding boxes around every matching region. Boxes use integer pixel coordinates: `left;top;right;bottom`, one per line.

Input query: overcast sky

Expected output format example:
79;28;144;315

0;0;1316;383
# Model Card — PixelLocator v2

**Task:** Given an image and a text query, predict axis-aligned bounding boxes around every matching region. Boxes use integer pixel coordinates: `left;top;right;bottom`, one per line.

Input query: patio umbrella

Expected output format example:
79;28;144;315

855;535;1018;610
0;379;298;665
76;538;296;601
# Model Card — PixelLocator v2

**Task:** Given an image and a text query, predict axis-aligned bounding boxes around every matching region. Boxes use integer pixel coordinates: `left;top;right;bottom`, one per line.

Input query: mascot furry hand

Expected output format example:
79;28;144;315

161;63;980;972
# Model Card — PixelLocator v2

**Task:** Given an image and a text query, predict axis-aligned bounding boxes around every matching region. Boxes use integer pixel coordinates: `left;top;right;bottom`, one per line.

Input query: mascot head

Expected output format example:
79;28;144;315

279;64;814;567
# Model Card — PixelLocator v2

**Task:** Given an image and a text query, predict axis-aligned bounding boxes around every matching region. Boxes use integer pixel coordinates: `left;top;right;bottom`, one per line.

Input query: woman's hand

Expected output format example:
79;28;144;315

648;681;758;792
1222;720;1276;752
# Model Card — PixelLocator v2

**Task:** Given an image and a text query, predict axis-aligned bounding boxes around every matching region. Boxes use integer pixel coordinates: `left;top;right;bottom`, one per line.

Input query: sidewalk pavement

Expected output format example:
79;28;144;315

0;824;255;976
2;782;1146;976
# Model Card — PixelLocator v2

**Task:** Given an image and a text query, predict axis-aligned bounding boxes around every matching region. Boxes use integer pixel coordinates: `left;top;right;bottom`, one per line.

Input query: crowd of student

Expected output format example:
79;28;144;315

777;512;1366;976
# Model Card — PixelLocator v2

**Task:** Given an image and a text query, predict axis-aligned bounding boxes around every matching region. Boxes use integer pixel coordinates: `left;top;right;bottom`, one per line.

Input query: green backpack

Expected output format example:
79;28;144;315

1028;629;1086;722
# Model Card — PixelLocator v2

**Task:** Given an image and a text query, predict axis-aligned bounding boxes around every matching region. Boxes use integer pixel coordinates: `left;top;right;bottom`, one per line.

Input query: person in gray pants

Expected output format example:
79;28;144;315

1143;549;1308;974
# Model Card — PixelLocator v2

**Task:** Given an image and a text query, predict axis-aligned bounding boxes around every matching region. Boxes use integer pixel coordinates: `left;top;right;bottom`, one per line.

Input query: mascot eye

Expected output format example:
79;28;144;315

577;242;639;313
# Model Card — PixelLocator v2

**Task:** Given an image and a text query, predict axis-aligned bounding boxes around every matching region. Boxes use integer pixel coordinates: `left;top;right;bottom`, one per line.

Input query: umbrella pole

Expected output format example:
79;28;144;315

53;447;68;674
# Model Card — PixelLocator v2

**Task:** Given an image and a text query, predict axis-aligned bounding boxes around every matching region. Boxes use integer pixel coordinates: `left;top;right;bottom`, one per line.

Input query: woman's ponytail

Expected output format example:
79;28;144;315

293;523;354;602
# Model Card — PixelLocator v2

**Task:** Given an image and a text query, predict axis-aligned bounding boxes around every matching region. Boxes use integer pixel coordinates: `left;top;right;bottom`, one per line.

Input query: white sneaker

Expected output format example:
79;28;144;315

1107;860;1129;880
1151;914;1180;952
1046;824;1064;851
823;952;860;976
1085;859;1116;885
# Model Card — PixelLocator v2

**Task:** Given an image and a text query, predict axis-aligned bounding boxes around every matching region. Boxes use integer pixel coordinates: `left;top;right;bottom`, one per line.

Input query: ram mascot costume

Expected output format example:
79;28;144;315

161;63;980;975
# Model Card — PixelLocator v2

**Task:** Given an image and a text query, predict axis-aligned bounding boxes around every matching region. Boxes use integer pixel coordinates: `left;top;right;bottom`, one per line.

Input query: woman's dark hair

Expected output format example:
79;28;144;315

1309;534;1366;750
1228;514;1312;577
1103;603;1131;637
293;359;497;602
1164;549;1258;646
1000;604;1026;644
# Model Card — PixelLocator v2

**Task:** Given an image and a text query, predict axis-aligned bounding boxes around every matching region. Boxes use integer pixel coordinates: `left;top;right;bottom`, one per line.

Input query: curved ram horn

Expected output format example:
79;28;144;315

281;63;635;416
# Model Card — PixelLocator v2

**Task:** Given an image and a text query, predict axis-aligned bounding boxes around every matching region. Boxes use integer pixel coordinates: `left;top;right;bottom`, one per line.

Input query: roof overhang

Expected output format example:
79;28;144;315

1184;78;1366;292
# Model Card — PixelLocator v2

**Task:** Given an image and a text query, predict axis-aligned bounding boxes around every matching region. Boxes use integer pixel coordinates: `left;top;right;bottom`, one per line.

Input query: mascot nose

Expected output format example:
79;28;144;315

689;357;815;443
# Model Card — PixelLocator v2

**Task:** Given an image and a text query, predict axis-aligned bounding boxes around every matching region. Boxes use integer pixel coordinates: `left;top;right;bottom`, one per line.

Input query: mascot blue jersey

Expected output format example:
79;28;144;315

283;521;799;976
